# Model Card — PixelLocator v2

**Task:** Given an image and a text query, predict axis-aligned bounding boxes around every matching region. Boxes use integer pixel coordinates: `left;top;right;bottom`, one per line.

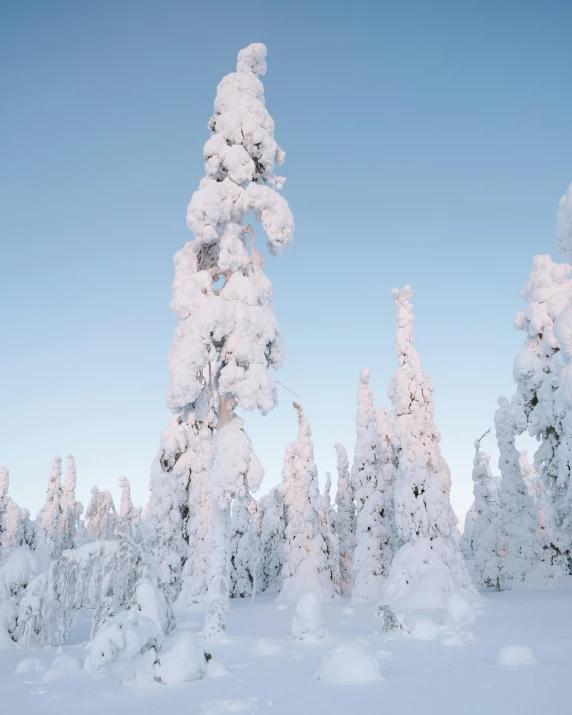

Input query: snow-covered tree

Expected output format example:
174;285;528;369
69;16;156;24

178;431;212;608
36;457;63;558
376;408;397;551
230;497;257;598
150;43;293;630
462;432;502;589
257;486;285;594
351;370;393;602
319;472;341;594
513;255;572;570
383;287;473;605
118;476;139;534
204;417;264;636
281;403;332;603
496;396;557;589
334;443;355;595
59;454;83;551
556;182;572;262
85;487;117;542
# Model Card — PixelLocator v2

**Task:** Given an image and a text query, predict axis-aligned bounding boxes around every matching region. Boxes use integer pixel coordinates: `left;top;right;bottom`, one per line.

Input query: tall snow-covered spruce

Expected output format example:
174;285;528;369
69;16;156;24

148;43;294;636
280;403;332;603
351;370;393;602
334;443;355;595
383;287;473;607
462;432;502;589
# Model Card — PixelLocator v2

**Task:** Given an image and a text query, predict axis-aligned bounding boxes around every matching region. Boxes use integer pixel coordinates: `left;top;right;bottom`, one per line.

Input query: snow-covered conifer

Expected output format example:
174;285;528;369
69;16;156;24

59;454;83;551
334;443;355;595
178;432;212;607
383;287;473;606
204;417;263;637
519;450;541;502
85;487;117;542
319;473;341;595
556;182;572;263
513;255;572;568
376;407;397;551
258;486;285;594
463;432;502;589
36;457;63;558
496;396;556;589
151;43;293;627
230;497;257;598
351;370;393;602
118;476;138;529
280;403;332;603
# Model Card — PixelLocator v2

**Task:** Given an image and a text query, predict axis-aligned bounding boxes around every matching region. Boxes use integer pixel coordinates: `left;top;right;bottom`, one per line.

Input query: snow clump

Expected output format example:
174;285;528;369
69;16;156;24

496;645;538;668
316;640;381;685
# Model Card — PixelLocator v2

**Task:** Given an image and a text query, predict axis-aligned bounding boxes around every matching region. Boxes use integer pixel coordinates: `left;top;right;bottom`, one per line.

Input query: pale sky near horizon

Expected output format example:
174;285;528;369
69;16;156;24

1;0;572;522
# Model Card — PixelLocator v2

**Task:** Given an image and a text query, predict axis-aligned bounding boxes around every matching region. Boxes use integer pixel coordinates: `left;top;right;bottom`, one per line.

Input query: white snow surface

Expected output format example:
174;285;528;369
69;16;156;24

3;581;572;713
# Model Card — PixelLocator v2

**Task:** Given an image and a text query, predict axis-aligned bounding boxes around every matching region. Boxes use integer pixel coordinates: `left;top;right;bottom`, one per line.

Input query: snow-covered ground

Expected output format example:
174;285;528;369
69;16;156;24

2;579;572;715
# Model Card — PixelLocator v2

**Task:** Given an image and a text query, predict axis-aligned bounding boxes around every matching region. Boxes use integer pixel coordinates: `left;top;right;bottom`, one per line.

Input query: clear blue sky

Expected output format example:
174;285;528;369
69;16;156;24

1;0;571;521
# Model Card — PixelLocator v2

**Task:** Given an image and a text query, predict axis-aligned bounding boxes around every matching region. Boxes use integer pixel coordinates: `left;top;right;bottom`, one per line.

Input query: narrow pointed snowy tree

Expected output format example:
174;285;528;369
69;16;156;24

496;396;558;589
118;476;140;539
334;443;355;595
36;457;63;558
149;43;293;628
85;487;117;542
351;370;393;602
59;454;83;551
383;287;473;605
463;432;502;589
281;403;332;603
319;473;341;594
258;486;285;594
519;450;541;502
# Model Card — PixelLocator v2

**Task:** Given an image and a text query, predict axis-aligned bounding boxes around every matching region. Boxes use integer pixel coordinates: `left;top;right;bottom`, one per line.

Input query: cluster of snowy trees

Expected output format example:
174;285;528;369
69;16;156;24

462;188;572;590
1;40;571;683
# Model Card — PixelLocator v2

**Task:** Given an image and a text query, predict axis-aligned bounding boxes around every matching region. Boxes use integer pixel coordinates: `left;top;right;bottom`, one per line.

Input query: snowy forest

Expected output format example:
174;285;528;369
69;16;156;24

3;38;572;715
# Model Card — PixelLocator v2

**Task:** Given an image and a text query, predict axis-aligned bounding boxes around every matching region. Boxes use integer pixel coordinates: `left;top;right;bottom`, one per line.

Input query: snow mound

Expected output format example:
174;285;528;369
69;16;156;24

407;615;439;641
253;637;283;656
496;645;538;668
291;592;327;642
155;631;207;685
14;657;45;675
442;592;476;645
342;606;354;615
43;654;82;682
317;640;381;685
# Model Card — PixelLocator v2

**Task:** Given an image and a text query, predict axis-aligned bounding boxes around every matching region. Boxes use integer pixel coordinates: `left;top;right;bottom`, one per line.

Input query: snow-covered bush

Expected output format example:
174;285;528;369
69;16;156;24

383;287;474;608
291;592;326;642
316;641;381;685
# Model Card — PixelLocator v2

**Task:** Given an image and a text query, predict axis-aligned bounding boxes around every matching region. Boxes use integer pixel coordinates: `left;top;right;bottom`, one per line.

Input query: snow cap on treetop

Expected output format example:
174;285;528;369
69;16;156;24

359;368;371;384
236;43;267;76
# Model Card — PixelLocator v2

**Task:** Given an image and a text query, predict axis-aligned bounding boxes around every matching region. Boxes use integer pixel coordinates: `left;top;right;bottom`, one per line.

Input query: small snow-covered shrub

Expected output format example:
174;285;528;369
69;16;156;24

375;604;402;634
155;631;207;685
317;641;381;685
406;615;439;641
43;654;82;682
496;645;538;667
291;592;326;642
